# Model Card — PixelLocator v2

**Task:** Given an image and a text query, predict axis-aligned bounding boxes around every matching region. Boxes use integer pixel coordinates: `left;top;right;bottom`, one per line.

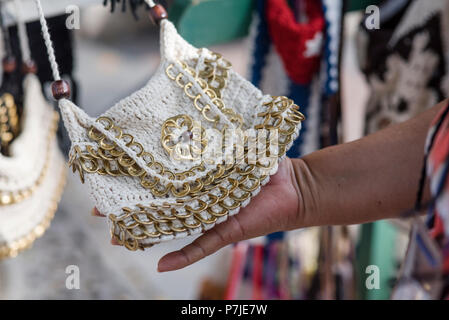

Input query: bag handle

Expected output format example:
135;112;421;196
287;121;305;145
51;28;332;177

34;0;62;82
0;1;16;73
14;0;37;73
33;0;167;100
0;0;37;74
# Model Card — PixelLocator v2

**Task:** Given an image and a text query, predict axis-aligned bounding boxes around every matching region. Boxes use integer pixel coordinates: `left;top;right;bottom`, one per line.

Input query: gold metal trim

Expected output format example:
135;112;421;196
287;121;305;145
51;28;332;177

0;111;60;206
166;51;243;130
0;93;20;152
161;114;208;161
0;162;67;259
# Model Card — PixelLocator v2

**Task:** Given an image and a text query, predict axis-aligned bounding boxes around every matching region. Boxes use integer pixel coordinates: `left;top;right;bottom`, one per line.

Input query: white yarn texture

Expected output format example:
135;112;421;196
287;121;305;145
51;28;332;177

0;75;66;249
60;20;302;248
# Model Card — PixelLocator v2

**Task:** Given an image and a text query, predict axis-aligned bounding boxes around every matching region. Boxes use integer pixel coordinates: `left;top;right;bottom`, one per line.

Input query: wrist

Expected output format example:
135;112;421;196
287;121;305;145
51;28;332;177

289;157;321;228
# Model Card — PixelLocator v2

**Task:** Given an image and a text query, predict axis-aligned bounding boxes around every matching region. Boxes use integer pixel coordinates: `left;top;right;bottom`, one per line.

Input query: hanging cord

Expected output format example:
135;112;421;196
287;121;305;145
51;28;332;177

33;0;60;82
33;0;71;100
35;0;163;84
33;0;165;100
0;1;14;61
13;0;31;64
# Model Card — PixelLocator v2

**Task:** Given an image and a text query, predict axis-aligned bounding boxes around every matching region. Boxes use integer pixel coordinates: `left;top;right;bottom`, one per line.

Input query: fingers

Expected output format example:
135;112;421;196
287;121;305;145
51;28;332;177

110;237;121;245
158;215;247;272
91;207;121;246
157;183;285;272
91;207;106;217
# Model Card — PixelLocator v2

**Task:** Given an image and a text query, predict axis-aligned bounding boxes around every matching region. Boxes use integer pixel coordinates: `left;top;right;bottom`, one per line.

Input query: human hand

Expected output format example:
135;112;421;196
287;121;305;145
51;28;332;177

92;158;305;272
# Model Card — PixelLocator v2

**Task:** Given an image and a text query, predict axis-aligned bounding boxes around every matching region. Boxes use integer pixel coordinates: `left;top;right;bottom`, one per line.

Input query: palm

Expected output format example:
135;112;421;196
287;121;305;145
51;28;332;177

157;158;300;272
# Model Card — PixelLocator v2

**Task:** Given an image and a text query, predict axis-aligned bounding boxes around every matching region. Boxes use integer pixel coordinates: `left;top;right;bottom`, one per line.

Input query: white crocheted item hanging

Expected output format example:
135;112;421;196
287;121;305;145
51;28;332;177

0;74;66;259
0;0;66;259
34;0;304;251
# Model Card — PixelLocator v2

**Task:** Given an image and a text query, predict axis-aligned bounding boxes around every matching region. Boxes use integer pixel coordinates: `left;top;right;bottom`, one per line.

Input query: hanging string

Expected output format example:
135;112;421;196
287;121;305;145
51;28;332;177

0;1;13;59
34;0;156;80
33;0;60;81
14;0;31;64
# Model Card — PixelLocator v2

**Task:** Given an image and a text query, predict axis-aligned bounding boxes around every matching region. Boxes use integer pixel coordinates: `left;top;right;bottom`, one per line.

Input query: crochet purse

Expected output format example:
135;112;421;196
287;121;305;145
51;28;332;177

35;0;305;251
0;0;66;259
0;1;21;157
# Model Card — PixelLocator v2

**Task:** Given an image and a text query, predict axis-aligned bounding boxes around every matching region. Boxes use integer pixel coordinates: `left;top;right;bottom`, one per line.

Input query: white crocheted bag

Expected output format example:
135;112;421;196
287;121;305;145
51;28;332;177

0;0;66;259
0;73;66;258
35;0;304;251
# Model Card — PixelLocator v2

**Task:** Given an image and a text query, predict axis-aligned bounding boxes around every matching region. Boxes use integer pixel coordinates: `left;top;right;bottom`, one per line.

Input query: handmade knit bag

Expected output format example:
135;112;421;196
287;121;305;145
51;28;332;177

0;0;66;259
34;0;304;251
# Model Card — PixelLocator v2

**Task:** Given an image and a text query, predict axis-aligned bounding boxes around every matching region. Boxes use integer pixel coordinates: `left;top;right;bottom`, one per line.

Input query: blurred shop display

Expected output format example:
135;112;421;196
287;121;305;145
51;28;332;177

210;0;449;300
238;0;351;300
1;0;79;154
169;0;253;47
8;14;78;153
104;0;172;18
354;0;449;299
220;231;323;300
0;3;21;156
104;0;253;46
249;0;342;157
358;0;449;134
0;0;98;24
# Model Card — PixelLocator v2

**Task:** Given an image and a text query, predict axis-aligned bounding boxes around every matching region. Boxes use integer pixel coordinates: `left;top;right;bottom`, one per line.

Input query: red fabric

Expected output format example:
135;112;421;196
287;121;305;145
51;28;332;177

430;213;444;239
224;243;248;300
252;245;264;300
266;0;325;84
